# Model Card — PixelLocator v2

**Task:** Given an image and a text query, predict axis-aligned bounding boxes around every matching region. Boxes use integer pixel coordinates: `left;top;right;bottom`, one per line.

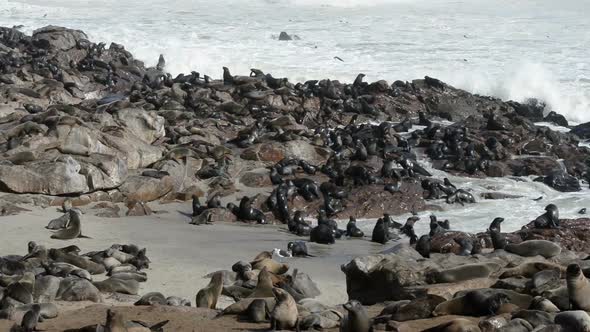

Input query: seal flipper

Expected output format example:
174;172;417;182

78;234;92;239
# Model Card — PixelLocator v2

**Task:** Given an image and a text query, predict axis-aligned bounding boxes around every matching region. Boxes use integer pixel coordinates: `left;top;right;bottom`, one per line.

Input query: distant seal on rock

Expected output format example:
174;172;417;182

555;310;590;332
50;209;89;240
505;240;561;258
341;300;372;332
534;204;560;229
270;288;299;331
251;258;289;275
567;263;590;311
196;271;224;309
428;262;501;284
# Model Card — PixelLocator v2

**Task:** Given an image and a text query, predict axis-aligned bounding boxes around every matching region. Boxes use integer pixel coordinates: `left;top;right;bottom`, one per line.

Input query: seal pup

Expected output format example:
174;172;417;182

345;217;364;238
50;209;89;240
46;212;70;230
580;208;587;215
341;300;372;332
196;271;224;309
287;241;314;257
416;235;431;258
371;218;390;244
192;195;206;217
534;204;559;229
270;288;299;331
243;298;270;323
566;263;590;311
20;304;41;332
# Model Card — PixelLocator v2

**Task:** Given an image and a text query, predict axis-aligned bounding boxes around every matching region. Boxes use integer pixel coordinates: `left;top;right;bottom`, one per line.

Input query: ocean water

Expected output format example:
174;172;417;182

1;0;589;234
1;0;589;122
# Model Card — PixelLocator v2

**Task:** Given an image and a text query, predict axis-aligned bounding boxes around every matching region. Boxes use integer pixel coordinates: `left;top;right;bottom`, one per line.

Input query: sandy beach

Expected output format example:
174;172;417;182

0;200;386;307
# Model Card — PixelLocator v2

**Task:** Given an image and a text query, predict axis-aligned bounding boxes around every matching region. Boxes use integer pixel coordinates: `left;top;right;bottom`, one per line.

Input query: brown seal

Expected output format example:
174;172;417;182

20;304;41;332
251;258;289;275
341;300;372;332
248;267;274;298
196;271;224;309
50;209;89;240
270;288;299;331
567;263;590;311
423;318;480;332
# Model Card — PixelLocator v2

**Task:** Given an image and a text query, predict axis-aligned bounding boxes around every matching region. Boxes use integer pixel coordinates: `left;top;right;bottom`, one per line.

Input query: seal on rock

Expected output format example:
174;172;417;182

555;310;590;332
504;240;561;258
341;300;372;332
534;204;559;229
416;235;431;258
428;262;501;284
270;288;299;331
196;271;224;309
567;263;590;311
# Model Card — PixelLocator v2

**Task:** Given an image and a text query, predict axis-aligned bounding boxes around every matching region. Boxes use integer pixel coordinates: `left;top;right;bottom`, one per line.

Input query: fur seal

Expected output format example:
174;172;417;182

50;209;89;240
20;303;41;332
580;208;587;215
489;217;507;250
500;262;564;279
341;300;372;332
46;212;70;230
345;217;364;238
135;292;166;306
248;267;274;298
310;222;335;245
196;271;224;309
530;296;560;313
287;241;314;257
270;288;299;331
423;318;481;332
371;218;390;244
192;195;206;217
567;263;590;311
244;298;270;323
93;277;139;295
428;262;501;284
505;240;561;258
555;310;590;332
433;290;510;317
416;235;431;258
251;258;289;275
534;204;560;229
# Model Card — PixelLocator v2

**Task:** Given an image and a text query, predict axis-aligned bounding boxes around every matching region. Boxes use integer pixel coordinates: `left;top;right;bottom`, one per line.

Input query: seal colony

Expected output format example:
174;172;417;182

0;25;590;330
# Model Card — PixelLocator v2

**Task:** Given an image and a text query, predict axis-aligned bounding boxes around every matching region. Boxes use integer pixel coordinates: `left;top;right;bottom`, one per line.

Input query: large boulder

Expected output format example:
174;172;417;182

32;26;87;51
0;156;87;195
241;140;330;164
113;108;166;144
119;175;174;202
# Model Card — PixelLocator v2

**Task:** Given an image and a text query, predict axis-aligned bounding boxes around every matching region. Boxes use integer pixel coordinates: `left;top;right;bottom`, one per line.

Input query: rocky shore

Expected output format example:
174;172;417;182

1;25;590;331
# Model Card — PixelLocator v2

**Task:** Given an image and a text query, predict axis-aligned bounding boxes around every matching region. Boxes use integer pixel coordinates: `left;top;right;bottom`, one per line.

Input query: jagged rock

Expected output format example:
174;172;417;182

126;201;153;216
241;141;329;164
32;25;87;51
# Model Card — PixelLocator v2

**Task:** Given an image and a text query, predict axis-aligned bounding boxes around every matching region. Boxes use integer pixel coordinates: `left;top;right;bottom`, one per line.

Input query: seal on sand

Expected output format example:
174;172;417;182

505;240;561;258
20;304;41;332
345;217;364;238
341;300;372;332
243;298;270;323
270;288;299;331
567;263;590;311
287;241;314;258
196;271;224;309
50;209;89;240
